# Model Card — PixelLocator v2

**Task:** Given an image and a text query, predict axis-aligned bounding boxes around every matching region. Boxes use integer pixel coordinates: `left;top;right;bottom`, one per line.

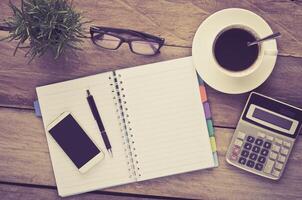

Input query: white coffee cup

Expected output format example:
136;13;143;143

213;24;278;78
192;8;278;94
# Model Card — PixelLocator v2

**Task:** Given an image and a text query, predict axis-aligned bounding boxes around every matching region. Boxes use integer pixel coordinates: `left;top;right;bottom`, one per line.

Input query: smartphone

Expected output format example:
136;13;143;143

47;112;104;173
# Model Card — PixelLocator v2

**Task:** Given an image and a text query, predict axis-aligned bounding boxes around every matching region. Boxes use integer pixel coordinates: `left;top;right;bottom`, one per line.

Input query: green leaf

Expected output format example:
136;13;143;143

13;39;22;56
4;0;86;62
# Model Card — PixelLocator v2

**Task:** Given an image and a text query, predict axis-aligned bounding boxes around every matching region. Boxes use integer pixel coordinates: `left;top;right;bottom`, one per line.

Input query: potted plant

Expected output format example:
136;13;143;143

1;0;87;62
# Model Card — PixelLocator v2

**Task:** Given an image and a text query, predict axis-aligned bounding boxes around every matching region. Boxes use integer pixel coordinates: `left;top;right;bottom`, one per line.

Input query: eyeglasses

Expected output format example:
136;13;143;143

90;26;165;56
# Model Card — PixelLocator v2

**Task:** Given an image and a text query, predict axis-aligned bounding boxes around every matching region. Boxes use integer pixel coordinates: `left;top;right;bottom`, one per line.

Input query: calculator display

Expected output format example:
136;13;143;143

252;108;293;131
242;93;302;139
246;104;299;137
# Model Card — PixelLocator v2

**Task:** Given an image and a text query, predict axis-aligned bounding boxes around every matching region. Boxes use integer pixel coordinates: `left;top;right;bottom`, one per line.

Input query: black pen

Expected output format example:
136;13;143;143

86;89;113;157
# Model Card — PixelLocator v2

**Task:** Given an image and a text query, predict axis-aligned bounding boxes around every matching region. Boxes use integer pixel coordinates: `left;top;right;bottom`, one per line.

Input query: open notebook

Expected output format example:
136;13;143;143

36;57;215;197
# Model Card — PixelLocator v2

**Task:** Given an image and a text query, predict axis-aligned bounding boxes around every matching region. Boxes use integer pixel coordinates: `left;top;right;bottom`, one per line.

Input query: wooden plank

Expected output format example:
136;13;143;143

0;107;301;200
0;0;301;57
0;184;155;200
0;40;301;128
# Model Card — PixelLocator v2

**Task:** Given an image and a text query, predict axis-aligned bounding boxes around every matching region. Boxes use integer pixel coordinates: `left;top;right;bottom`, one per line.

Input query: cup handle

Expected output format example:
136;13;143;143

264;49;278;56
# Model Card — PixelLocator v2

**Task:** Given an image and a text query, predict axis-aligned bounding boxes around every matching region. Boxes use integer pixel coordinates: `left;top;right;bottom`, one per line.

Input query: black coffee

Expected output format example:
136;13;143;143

214;28;259;71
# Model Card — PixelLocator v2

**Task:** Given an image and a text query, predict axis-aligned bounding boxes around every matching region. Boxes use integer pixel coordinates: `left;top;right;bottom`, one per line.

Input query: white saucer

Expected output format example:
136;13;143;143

192;8;277;94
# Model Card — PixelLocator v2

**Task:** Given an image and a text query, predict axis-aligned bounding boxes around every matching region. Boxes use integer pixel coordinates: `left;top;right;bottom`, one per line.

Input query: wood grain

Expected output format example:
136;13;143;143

0;1;302;199
0;0;301;129
1;0;301;57
208;55;302;128
0;184;155;200
0;38;301;128
0;107;301;200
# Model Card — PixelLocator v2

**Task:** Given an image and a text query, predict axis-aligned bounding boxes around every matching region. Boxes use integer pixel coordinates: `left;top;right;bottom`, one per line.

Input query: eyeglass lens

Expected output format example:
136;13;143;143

131;40;160;55
93;33;121;49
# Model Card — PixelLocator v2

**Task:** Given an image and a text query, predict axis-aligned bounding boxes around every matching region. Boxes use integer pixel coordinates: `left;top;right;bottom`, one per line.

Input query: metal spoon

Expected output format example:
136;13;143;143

247;32;281;47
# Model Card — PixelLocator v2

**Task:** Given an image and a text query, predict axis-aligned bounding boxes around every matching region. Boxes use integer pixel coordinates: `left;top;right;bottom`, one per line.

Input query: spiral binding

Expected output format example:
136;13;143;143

109;71;141;179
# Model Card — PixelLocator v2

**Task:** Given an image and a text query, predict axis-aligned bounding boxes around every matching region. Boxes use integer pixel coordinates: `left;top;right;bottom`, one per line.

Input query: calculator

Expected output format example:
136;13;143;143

226;92;302;180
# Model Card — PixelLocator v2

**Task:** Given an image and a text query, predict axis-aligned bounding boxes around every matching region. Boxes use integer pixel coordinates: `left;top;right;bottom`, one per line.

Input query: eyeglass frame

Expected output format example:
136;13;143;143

90;26;165;55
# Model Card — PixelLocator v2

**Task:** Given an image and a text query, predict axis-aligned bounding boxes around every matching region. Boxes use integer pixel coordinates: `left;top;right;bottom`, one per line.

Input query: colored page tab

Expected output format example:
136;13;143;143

197;73;204;85
34;100;42;117
203;102;212;119
210;136;217;152
199;85;208;103
213;152;219;167
206;120;214;137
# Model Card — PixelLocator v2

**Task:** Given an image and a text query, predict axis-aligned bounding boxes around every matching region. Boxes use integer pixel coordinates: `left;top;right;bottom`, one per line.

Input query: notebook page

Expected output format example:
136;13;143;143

36;72;133;197
116;57;214;181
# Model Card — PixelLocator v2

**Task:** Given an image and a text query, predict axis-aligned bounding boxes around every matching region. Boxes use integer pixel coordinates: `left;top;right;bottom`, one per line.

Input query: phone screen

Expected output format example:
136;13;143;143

49;114;100;169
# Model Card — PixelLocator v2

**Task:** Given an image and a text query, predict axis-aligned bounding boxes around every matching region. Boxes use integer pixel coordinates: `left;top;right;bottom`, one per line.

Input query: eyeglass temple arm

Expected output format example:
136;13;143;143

90;26;165;43
128;29;165;42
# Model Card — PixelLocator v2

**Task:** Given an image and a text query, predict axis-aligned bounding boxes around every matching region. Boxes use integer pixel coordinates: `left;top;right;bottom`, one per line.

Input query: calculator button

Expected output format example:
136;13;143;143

274;138;283;145
272;169;281;177
263;142;272;149
283;141;291;148
255;163;263;171
244;143;252;150
237;132;246;140
266;135;274;141
238;157;247;165
246;136;255;143
230;154;238;161
258;132;266;138
260;149;269;156
232;146;241;155
275;162;283;170
255;139;264;146
280;147;289;155
249;153;258;161
263;159;275;174
269;152;278;160
258;156;266;164
252;146;260;153
246;160;255;168
241;150;249;158
278;155;286;163
272;144;280;153
234;139;243;147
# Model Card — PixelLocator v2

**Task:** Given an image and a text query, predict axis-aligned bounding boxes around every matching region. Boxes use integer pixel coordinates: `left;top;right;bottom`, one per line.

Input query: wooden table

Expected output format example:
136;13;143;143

0;1;301;199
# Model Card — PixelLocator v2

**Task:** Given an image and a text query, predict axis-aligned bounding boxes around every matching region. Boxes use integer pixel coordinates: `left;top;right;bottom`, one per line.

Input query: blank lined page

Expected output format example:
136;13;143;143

116;57;214;181
36;72;133;197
